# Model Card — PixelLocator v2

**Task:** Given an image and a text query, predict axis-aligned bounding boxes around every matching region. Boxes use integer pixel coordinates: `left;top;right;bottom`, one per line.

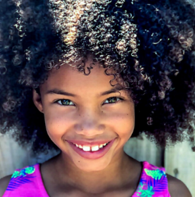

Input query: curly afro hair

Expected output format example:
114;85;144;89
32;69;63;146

0;0;195;155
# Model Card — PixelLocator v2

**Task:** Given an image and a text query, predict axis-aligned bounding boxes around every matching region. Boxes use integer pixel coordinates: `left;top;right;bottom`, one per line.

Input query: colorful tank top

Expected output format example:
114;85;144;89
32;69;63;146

3;161;171;197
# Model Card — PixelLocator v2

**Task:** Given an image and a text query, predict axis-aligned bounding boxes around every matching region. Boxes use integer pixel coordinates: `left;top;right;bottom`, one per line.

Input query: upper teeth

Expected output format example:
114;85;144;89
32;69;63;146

74;143;108;152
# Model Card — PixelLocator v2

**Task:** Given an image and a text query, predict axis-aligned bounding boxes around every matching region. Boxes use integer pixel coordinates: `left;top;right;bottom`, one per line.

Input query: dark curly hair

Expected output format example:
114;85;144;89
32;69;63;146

0;0;195;155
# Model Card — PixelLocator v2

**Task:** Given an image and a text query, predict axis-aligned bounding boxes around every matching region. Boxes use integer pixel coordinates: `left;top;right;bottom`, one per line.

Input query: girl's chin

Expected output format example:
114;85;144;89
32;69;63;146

73;159;111;172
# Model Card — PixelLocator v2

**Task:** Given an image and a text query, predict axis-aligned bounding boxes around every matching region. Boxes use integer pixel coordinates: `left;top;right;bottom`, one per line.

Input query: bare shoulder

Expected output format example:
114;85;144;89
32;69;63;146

0;175;12;197
166;174;192;197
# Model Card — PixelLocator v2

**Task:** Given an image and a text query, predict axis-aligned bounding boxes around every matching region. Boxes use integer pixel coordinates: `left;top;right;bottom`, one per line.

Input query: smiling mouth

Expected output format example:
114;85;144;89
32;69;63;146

71;141;111;152
68;139;115;159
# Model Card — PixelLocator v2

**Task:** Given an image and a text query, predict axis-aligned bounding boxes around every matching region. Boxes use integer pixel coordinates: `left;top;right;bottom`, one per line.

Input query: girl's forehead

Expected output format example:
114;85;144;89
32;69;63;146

42;60;124;92
39;65;130;100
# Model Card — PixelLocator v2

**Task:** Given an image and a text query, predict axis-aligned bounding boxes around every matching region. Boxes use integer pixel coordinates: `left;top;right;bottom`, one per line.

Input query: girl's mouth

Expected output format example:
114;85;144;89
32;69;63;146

67;139;115;159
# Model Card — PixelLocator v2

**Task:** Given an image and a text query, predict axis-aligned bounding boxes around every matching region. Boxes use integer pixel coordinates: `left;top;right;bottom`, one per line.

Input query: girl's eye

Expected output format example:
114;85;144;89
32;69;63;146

55;97;124;106
55;99;74;106
103;97;124;104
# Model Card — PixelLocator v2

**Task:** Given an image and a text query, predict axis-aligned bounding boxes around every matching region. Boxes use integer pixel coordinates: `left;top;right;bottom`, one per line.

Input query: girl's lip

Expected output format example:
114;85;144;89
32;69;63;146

67;139;115;160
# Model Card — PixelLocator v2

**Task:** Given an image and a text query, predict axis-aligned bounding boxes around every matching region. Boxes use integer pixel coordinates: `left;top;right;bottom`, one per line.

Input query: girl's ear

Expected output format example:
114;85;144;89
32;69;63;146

32;89;44;113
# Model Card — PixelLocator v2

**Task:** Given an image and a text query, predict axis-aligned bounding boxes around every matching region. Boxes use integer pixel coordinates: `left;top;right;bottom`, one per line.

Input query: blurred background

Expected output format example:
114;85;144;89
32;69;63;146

0;131;194;196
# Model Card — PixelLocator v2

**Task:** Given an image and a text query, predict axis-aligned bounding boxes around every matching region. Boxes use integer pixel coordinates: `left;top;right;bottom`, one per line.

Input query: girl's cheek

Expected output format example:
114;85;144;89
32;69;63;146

45;112;70;127
43;108;68;131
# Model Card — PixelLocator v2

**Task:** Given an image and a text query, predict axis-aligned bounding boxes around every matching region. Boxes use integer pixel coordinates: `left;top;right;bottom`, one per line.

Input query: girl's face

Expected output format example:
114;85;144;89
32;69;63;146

33;58;135;172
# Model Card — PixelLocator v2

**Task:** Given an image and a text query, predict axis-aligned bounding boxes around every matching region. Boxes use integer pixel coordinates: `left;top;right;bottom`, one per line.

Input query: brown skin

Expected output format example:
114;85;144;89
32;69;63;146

35;59;135;174
0;57;192;197
33;57;138;196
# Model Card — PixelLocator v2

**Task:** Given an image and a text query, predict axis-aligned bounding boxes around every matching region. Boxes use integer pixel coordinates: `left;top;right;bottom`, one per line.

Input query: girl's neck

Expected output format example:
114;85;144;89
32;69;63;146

49;152;141;195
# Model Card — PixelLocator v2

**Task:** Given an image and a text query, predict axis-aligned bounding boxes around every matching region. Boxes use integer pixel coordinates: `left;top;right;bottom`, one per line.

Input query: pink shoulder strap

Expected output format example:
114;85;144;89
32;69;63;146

132;161;171;197
3;164;49;197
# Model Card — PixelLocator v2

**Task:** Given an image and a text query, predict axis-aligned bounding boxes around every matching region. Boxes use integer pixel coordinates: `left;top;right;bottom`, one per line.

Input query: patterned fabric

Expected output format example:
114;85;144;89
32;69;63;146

3;164;49;197
3;161;171;197
132;161;171;197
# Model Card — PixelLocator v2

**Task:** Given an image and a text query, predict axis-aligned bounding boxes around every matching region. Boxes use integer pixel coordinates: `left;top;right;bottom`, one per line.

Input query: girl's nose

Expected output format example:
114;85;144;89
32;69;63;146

75;109;105;136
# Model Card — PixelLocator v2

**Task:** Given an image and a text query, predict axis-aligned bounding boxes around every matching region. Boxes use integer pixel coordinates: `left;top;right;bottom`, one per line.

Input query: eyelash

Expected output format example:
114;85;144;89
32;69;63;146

54;97;124;106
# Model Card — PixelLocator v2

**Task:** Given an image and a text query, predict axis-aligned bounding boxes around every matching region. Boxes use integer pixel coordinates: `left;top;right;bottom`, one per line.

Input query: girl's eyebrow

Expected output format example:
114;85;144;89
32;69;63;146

45;87;126;97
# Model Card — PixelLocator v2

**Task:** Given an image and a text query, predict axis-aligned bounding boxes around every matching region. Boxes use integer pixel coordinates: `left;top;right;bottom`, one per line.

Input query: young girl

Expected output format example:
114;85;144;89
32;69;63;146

0;0;194;196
